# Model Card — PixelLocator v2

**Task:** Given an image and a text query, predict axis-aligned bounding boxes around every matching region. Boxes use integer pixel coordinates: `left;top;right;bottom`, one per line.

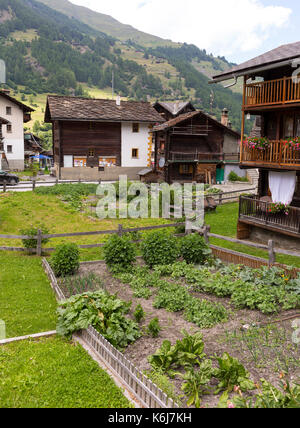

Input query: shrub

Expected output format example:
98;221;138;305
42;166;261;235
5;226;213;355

147;318;161;338
20;224;50;250
103;234;136;272
141;231;179;267
180;234;212;265
51;243;80;277
228;171;249;182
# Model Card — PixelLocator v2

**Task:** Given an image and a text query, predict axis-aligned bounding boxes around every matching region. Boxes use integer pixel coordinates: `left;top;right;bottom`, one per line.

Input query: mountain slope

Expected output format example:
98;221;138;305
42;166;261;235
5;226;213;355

0;0;249;133
37;0;178;47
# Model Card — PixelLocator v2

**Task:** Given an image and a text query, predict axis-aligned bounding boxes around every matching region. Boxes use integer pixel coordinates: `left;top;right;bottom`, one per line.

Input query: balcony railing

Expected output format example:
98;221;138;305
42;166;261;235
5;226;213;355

244;76;300;108
239;195;300;235
169;152;239;162
170;125;212;136
240;140;300;167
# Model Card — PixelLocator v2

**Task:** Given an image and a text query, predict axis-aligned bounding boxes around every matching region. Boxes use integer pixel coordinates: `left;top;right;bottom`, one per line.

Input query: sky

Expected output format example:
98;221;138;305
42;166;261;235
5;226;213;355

70;0;300;64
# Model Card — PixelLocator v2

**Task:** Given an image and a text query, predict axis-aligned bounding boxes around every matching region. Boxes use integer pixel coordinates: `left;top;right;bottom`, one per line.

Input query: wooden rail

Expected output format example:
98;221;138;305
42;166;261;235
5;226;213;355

169;152;239;162
239;195;300;235
241;140;300;167
170;125;212;135
245;76;300;107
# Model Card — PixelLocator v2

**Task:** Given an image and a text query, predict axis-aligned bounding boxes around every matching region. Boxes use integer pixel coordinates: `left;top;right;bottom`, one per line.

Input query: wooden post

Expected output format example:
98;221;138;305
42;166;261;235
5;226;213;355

118;224;123;237
32;178;36;191
268;240;276;267
56;178;59;185
219;192;223;206
36;229;42;257
203;225;210;244
240;76;247;163
3;180;6;193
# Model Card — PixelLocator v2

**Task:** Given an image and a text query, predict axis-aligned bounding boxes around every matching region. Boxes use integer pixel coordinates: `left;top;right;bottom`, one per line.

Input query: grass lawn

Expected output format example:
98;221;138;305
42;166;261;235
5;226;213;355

0;252;57;338
206;203;300;268
0;337;131;408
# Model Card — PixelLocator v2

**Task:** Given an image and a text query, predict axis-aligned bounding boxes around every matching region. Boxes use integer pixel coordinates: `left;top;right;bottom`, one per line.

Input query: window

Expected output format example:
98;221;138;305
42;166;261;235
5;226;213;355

132;148;139;159
7;124;12;133
6;107;11;115
179;164;193;175
88;149;95;157
132;123;139;133
6;145;12;153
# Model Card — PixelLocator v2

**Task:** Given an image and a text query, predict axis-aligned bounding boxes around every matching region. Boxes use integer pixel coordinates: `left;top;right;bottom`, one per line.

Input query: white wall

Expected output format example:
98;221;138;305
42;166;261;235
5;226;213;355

0;95;25;170
121;122;151;168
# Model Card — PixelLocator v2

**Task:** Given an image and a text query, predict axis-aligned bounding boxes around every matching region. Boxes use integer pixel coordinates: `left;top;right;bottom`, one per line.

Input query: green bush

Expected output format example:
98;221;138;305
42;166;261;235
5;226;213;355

20;224;50;249
134;304;145;323
141;231;179;267
180;234;212;265
103;234;136;272
228;171;249;182
51;243;80;277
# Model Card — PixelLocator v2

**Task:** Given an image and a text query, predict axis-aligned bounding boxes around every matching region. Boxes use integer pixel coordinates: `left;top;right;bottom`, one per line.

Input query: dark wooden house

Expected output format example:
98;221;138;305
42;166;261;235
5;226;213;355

153;101;196;122
153;110;240;184
45;96;164;180
212;41;300;250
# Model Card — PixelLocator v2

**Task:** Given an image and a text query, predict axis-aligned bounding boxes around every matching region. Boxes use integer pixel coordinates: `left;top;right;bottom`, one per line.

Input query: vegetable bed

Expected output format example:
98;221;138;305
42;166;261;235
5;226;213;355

56;260;300;408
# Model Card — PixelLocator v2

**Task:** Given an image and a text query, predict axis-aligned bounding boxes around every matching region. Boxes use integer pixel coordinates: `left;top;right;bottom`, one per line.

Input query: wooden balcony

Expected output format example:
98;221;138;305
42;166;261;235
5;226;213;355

169;152;239;162
170;125;212;136
239;195;300;236
244;76;300;109
240;140;300;169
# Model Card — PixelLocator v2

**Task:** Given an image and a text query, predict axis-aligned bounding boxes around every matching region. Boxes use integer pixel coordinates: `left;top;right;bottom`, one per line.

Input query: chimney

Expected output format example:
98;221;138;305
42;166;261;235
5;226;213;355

227;120;232;129
116;95;121;106
221;108;229;127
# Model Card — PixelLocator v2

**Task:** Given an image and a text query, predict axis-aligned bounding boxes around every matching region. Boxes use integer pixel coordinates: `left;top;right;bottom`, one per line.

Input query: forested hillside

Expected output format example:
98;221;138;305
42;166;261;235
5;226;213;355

0;0;249;132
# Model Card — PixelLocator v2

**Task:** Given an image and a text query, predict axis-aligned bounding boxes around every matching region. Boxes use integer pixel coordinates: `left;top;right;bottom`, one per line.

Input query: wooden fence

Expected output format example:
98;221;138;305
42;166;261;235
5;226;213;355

1;222;300;269
42;257;178;409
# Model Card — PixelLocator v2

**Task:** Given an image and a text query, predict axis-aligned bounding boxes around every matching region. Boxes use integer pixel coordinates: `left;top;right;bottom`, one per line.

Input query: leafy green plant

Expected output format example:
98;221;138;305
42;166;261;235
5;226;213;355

179;233;212;265
141;231;179;267
183;298;228;329
51;243;80;277
20;224;50;250
59;273;104;298
133;304;145;323
144;369;182;406
103;234;136;272
175;330;206;367
214;352;255;393
147;318;161;338
148;340;179;374
180;360;214;408
154;283;190;312
57;290;141;350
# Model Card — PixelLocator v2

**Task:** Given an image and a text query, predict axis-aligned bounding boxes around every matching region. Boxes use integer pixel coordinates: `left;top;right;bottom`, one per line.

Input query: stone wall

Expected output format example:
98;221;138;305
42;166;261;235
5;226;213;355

250;226;300;252
57;166;143;181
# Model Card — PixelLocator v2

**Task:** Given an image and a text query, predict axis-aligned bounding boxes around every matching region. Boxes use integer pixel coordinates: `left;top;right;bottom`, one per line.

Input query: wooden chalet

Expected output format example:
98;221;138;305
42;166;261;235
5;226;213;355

45;96;164;180
153;101;196;122
212;41;300;250
153;110;240;184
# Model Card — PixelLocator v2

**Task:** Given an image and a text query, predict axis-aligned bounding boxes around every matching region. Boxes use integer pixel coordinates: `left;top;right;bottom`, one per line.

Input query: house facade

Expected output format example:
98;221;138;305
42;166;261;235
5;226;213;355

152;109;240;184
0;116;9;170
0;90;33;170
212;41;300;250
45;96;164;180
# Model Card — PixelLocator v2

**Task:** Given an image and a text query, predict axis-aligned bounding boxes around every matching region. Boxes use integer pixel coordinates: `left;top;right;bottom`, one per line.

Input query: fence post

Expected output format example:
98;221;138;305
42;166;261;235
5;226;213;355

56;178;59;185
268;240;276;267
36;229;42;256
3;180;6;193
219;192;223;205
203;225;210;244
32;178;36;191
118;224;123;237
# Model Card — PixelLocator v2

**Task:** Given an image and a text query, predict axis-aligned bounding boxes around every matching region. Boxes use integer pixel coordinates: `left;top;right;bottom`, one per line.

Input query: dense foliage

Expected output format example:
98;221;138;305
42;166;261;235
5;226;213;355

51;243;80;277
179;233;212;265
57;290;141;349
20;223;49;249
103;234;136;272
141;231;179;267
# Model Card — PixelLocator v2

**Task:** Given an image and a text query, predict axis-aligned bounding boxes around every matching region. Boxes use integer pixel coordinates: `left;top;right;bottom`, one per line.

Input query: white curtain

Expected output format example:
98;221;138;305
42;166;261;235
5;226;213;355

269;171;297;205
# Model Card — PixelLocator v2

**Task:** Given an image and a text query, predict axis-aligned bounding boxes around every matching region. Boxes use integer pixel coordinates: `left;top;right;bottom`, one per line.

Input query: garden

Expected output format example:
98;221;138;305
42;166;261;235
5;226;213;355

49;231;300;408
